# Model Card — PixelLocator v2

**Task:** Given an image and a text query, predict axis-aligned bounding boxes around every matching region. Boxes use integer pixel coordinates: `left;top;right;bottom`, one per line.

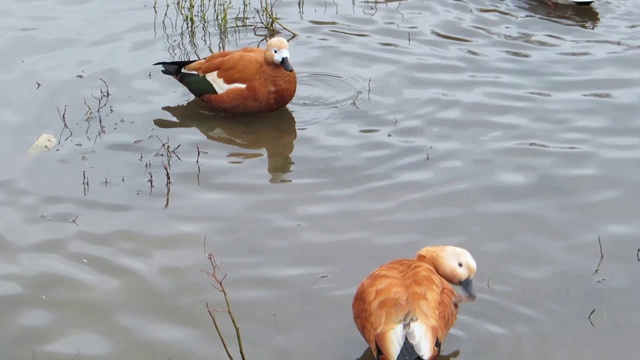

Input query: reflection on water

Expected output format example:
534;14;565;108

514;0;600;29
154;100;297;183
355;346;461;360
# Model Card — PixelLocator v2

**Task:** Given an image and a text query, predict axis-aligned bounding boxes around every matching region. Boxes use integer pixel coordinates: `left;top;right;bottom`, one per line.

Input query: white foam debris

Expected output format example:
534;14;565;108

27;133;57;157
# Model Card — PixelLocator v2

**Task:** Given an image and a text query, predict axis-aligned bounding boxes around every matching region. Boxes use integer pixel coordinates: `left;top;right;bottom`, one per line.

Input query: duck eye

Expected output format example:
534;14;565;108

458;262;463;268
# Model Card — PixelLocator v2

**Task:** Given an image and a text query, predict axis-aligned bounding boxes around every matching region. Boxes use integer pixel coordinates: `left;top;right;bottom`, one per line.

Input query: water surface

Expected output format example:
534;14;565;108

1;0;638;359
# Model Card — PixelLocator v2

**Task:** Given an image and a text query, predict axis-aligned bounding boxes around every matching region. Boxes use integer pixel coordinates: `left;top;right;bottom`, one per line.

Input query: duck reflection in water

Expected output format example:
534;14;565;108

154;100;296;183
516;0;599;29
356;347;461;360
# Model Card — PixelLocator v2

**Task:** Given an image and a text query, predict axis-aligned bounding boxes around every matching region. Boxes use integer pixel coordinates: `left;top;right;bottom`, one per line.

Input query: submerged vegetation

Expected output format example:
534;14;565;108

153;0;297;57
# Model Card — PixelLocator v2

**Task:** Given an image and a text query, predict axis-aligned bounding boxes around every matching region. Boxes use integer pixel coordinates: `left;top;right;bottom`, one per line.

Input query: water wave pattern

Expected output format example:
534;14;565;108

1;0;639;359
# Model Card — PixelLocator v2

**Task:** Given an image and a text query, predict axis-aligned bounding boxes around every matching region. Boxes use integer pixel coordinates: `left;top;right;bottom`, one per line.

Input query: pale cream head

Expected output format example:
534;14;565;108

416;245;477;297
265;37;293;71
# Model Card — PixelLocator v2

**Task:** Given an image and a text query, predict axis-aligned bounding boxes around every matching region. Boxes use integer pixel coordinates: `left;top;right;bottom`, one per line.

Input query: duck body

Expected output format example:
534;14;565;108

154;37;297;113
352;246;477;360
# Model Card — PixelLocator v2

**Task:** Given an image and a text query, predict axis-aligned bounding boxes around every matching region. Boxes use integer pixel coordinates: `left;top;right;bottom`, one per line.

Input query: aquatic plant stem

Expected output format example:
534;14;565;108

206;302;235;360
205;249;247;360
256;0;298;37
587;308;596;327
221;274;246;360
593;235;604;275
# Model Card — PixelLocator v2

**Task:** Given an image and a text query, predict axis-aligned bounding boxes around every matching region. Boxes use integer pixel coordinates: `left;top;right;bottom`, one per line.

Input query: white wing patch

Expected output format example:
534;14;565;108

406;322;435;359
384;324;405;360
205;71;246;94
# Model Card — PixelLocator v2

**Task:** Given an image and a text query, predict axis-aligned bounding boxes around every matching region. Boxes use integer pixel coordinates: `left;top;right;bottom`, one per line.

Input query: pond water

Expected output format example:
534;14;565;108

1;0;638;359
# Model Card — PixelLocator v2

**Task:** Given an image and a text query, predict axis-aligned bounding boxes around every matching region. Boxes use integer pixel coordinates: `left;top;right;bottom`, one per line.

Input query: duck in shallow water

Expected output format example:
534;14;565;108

352;246;477;360
154;37;297;114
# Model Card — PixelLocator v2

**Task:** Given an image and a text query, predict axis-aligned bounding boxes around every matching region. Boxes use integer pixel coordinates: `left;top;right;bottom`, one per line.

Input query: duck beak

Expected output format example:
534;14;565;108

460;278;476;300
280;57;294;72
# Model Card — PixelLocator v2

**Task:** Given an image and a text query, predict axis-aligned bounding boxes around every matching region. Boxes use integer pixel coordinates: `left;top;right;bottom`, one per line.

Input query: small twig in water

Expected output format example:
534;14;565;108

311;274;330;287
88;78;110;136
388;116;399;138
196;144;202;186
82;98;95;137
82;171;90;196
351;91;362;109
84;98;94;119
91;78;111;111
147;170;154;195
154;135;182;165
636;248;639;262
57;105;73;142
593;235;604;275
587;308;596;327
163;182;171;210
367;78;371;101
202;240;247;360
206;302;235;360
162;161;171;209
163;161;171;186
70;215;79;227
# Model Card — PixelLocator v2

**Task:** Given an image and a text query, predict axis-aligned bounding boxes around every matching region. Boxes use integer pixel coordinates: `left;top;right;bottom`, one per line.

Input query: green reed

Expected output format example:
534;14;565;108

214;0;233;48
256;0;298;37
154;0;296;55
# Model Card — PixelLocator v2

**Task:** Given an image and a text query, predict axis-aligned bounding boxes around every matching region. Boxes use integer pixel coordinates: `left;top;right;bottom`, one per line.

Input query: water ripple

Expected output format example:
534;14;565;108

291;71;369;127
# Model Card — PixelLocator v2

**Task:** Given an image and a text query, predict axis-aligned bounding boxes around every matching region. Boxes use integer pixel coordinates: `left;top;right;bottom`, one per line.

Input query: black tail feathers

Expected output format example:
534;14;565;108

153;60;217;98
153;60;196;76
397;339;420;360
376;337;442;360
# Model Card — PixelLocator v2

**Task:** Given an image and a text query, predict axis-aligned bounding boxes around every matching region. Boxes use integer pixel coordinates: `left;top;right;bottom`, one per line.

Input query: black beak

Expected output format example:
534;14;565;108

460;278;476;300
280;57;294;72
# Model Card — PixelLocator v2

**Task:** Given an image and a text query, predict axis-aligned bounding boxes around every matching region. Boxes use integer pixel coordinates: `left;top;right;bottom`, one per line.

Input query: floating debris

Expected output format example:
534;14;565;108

26;133;57;157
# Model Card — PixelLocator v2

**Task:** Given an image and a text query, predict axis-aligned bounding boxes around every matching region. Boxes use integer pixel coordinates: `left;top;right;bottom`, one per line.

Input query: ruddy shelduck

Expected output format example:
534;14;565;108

154;37;297;113
352;246;477;360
